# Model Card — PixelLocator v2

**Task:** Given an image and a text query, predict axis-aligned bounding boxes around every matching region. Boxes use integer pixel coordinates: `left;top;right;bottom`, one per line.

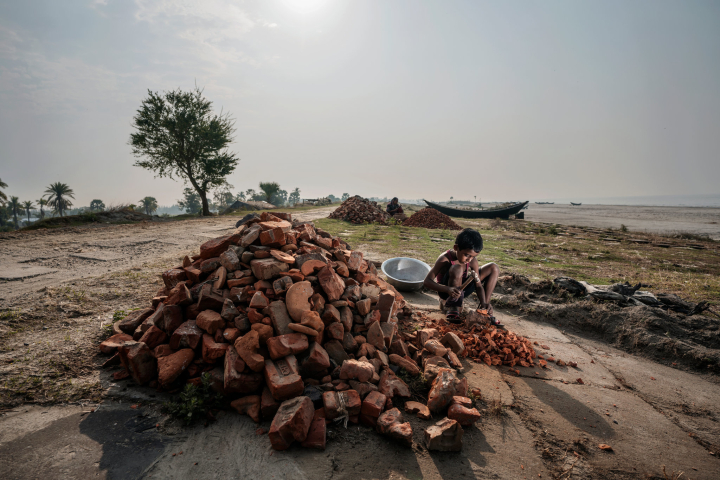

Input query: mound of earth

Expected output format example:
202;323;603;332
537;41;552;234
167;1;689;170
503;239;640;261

328;195;389;224
402;207;462;230
24;208;163;230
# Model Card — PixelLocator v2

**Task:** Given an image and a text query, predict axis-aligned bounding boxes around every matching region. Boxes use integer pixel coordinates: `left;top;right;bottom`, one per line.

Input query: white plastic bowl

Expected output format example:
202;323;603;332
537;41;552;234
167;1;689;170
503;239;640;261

381;257;431;292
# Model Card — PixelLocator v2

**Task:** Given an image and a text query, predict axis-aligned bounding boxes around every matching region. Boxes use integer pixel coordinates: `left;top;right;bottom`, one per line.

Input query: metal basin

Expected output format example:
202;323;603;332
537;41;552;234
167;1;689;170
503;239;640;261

381;257;431;292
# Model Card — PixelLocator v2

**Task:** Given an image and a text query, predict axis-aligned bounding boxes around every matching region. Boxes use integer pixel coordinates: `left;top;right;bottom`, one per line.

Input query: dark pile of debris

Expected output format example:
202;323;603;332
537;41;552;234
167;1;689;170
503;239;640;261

402;207;462;230
553;277;710;315
99;211;477;451
328;196;390;225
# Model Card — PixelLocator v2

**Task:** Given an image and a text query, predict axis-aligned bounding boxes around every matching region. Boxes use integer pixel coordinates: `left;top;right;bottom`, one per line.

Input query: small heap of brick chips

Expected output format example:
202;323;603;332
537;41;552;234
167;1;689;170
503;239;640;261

98;211;477;452
402;207;462;230
328;195;390;225
416;310;578;373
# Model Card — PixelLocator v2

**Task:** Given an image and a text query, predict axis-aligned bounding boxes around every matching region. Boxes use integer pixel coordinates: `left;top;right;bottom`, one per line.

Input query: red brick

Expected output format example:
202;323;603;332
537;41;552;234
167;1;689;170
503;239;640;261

366;321;385;352
118;341;156;386
161;304;184;335
99;333;132;354
404;401;432;419
248;291;269;309
285;281;313;321
266;334;309;360
300;416;326;450
427;368;468;412
154;344;174;358
220;249;241;272
234;330;265;372
322;389;362;420
138;326;167;350
378;370;411;399
250;257;289;280
162;268;187;289
222;327;240;343
339;359;374;383
251;323;274;345
260;226;287;247
272;276;293;294
169;320;203;350
196;310;225;335
118;308;155;334
317;266;345;302
268;396;315;450
261;386;281;419
157;348;194;387
389;354;420;376
440;332;465;355
184;266;202;283
197;284;225;311
326;322;344;342
202;334;229;363
360;391;387;418
224;345;263;394
200;257;222;273
377;290;395;322
355;298;371;316
231;395;261;423
264;355;304;401
199;232;244;259
424;339;448;357
346;251;363;271
447;404;481;426
425;418;463;451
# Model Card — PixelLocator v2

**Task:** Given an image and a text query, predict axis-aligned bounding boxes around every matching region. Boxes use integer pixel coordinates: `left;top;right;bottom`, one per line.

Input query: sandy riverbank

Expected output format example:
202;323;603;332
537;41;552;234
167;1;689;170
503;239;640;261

523;203;720;239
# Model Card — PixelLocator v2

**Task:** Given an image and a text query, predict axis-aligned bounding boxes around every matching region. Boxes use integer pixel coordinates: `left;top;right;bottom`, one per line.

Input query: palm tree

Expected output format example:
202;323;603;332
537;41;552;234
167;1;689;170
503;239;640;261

89;199;105;211
0;178;8;204
22;200;34;224
9;196;21;229
44;182;75;217
37;198;47;220
258;182;281;204
139;196;158;215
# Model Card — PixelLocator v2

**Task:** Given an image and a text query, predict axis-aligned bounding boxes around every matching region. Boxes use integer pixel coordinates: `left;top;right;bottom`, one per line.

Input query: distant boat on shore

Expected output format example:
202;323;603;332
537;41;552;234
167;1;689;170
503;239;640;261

423;199;529;219
535;202;554;204
570;202;582;206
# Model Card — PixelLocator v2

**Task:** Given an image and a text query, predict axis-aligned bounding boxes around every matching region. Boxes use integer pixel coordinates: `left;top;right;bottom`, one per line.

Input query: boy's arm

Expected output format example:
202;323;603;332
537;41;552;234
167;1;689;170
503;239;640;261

423;257;461;300
470;259;490;312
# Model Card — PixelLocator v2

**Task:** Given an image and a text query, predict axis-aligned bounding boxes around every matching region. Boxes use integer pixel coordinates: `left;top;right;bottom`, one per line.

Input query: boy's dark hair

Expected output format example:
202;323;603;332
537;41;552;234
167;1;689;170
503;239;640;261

455;228;483;252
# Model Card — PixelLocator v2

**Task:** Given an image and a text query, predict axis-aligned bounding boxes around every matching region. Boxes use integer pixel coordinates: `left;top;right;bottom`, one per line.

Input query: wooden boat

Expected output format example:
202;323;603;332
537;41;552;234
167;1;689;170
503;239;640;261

423;199;529;219
535;202;554;204
570;202;582;206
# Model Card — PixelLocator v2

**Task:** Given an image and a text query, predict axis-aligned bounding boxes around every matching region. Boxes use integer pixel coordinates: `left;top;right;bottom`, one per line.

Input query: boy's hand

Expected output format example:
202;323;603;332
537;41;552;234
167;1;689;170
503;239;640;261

481;303;494;316
447;286;462;300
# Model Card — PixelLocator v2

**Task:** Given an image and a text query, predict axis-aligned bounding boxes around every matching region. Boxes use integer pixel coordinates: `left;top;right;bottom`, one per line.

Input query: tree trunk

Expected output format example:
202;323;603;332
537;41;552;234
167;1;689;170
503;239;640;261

199;190;211;216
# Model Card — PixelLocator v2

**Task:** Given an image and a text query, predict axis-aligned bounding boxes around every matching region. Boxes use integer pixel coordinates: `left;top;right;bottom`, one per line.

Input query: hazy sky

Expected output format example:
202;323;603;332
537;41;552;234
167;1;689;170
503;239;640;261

1;0;719;207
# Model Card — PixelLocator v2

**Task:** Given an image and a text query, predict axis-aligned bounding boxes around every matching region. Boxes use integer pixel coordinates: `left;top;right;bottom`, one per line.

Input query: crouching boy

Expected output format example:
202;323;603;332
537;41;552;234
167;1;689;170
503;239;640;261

423;228;500;324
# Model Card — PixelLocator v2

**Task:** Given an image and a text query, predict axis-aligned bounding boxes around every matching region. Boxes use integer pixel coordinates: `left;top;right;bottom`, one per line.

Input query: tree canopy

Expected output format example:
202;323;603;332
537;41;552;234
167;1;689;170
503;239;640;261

259;182;281;204
129;87;239;216
90;199;105;211
0;178;8;204
139;196;158;215
288;188;301;206
44;182;75;217
178;188;202;214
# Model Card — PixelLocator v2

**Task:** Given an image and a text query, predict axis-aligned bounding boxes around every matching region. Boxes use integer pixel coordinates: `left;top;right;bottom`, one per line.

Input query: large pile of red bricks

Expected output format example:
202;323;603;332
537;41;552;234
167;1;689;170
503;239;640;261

328;196;390;224
99;212;476;452
402;207;462;230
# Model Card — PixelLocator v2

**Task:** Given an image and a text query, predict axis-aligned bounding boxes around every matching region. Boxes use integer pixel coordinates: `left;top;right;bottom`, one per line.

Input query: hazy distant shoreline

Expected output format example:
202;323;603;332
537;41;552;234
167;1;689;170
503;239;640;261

524;203;720;240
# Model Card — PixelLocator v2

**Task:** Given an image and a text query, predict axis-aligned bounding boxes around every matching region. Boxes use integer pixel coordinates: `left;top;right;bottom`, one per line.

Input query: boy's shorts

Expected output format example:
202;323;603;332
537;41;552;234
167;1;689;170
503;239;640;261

438;271;485;307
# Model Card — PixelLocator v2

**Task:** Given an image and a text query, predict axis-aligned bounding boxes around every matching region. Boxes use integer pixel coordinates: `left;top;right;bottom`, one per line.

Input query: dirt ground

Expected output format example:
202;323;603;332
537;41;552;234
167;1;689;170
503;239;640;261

525;204;720;240
1;207;719;479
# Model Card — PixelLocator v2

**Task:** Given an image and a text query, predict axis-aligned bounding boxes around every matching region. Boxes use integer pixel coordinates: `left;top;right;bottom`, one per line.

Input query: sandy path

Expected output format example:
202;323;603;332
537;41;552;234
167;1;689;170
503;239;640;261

0;207;336;302
524;203;720;239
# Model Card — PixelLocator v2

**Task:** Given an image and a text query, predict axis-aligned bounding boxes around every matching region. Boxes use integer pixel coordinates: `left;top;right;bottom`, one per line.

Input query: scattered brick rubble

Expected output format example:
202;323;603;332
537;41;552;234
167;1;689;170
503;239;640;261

402;207;462;230
99;212;549;452
328;195;390;225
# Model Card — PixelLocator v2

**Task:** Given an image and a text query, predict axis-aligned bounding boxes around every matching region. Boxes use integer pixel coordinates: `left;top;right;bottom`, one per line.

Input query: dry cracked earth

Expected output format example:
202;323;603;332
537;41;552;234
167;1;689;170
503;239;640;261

0;209;719;480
